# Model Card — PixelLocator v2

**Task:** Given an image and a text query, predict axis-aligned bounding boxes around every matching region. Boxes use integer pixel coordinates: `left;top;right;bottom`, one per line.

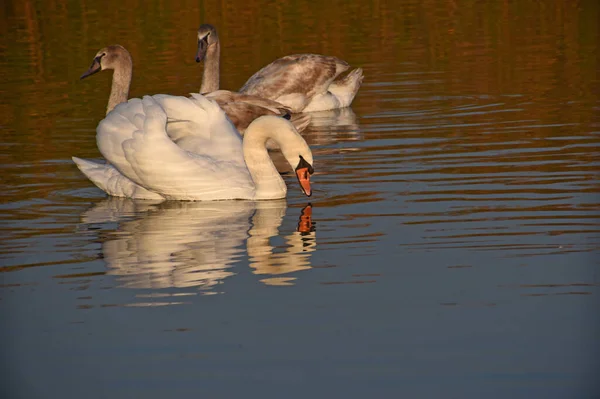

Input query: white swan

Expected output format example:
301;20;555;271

196;24;364;113
80;44;309;134
72;93;315;201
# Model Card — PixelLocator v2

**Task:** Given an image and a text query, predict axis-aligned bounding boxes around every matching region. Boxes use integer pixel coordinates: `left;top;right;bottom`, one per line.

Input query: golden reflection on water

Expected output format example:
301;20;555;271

0;0;598;298
78;199;316;294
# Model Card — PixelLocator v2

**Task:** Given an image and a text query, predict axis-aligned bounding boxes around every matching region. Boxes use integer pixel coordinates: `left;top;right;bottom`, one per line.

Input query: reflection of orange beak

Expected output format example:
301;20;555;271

295;167;312;197
297;204;313;233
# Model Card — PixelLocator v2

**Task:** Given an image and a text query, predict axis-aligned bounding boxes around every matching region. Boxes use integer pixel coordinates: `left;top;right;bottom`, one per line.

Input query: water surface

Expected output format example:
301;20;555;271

1;0;599;398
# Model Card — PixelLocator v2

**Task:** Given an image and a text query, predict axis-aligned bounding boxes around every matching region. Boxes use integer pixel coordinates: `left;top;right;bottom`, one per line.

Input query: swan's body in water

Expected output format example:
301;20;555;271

72;94;314;201
80;45;309;134
196;24;364;113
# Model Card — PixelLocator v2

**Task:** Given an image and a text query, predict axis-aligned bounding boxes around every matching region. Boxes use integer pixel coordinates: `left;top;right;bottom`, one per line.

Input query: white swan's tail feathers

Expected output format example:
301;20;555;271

72;157;165;200
329;67;363;108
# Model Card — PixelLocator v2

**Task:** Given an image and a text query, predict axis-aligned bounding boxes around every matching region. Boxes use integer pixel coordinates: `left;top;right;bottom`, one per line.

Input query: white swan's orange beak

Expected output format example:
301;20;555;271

295;155;314;197
296;167;312;197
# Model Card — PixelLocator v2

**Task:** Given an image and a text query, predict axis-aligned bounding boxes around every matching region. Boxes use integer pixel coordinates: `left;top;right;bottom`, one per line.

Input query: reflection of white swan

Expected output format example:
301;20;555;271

79;197;163;224
248;205;316;286
304;107;362;145
308;107;359;129
79;198;316;292
265;107;363;173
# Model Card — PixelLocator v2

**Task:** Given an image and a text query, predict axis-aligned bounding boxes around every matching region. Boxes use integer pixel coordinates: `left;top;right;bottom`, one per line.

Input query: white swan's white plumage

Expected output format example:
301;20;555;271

119;97;253;201
160;94;245;165
73;94;314;201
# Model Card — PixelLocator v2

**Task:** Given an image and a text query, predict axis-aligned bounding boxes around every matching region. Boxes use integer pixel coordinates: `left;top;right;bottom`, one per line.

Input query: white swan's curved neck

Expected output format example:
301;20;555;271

107;62;132;115
243;129;287;200
200;41;220;93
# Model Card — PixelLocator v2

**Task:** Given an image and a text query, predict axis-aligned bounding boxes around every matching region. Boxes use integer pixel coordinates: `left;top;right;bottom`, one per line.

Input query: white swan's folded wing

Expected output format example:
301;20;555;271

121;96;255;201
187;94;244;160
154;94;244;166
96;98;148;185
153;94;211;144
